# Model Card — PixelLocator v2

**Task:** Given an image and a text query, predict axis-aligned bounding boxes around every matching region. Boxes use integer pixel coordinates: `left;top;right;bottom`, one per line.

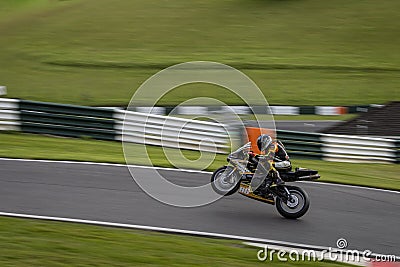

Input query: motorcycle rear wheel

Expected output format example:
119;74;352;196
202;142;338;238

210;166;240;196
275;185;310;219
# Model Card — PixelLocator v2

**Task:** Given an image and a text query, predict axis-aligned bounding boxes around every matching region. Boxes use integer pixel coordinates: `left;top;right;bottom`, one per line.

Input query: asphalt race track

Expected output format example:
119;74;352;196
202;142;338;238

0;159;399;256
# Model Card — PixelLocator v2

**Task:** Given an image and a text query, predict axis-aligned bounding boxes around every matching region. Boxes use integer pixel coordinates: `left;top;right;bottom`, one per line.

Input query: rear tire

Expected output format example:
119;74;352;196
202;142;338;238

211;166;240;196
275;185;310;219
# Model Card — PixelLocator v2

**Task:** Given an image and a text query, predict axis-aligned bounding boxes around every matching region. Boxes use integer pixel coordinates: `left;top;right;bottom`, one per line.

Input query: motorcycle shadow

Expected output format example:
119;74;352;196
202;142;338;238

210;201;309;224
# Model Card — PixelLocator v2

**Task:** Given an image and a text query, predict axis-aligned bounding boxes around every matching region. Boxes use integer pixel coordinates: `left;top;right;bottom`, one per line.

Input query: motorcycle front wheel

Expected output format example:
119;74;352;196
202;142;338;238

275;185;310;219
210;166;240;196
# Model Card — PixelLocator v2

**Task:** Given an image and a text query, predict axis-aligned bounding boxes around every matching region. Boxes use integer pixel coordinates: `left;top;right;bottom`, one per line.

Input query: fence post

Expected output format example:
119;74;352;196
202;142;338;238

0;98;20;131
0;86;6;96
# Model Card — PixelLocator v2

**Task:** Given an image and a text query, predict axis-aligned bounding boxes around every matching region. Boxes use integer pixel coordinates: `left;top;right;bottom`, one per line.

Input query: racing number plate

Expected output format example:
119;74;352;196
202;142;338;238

239;184;251;195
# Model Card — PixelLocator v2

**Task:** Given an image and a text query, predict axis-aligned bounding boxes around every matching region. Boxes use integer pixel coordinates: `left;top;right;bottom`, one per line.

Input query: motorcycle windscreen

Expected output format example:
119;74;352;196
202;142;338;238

250;158;271;192
228;142;251;160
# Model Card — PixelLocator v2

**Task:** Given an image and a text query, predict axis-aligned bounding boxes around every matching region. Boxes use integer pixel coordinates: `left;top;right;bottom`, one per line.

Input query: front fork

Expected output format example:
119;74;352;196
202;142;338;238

225;165;239;184
269;185;293;203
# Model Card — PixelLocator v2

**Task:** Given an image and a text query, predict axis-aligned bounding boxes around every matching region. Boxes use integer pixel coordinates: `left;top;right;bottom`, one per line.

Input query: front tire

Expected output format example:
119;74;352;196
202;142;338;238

276;186;310;219
211;166;240;196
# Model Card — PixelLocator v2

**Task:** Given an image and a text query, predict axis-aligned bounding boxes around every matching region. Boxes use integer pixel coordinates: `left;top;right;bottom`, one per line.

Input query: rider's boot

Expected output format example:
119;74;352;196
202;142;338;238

274;176;284;186
258;180;274;201
270;172;284;187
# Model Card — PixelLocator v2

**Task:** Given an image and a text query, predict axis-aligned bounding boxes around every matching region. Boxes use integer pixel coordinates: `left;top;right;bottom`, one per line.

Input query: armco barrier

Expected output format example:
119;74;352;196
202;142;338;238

1;98;230;153
320;135;398;163
20;100;114;118
114;110;229;153
19;100;116;140
0;98;398;162
0;98;20;131
130;104;372;116
276;130;323;159
276;130;398;163
394;140;400;164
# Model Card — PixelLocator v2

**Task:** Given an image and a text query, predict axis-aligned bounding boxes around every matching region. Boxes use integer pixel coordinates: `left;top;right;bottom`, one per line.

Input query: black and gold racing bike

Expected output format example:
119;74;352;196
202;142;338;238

211;142;320;219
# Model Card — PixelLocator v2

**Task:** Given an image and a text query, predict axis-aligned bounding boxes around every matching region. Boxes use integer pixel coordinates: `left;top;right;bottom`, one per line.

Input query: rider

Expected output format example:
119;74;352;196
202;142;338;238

250;134;288;193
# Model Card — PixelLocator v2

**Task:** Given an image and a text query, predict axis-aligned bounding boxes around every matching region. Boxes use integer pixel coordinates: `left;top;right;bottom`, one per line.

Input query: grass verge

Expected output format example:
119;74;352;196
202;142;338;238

0;216;350;266
1;132;399;190
0;0;399;106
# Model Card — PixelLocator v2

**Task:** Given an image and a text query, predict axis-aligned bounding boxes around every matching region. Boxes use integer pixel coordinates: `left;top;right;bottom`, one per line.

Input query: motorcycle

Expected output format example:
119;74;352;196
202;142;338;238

211;142;320;219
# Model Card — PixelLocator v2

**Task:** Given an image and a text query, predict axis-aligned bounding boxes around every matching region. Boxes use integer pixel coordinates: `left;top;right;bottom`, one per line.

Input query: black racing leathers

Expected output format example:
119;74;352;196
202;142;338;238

250;140;288;192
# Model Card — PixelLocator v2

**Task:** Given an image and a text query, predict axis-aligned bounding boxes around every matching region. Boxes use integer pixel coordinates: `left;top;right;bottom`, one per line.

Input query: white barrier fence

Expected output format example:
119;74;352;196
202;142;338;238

0;98;398;163
129;105;350;115
321;134;398;163
0;98;20;131
114;110;229;153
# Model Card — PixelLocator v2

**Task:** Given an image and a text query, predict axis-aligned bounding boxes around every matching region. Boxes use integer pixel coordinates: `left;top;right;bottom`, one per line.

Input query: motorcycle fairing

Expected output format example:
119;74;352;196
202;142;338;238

238;182;275;205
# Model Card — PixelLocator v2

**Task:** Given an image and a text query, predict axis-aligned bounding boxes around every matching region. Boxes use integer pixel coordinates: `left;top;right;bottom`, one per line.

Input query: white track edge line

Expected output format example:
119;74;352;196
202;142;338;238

1;211;398;261
0;211;325;249
0;158;210;174
0;158;398;194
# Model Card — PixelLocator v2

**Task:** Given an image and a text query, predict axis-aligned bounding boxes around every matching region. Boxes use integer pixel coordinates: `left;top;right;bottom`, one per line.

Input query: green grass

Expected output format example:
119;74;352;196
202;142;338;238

0;216;351;267
0;0;49;21
293;159;400;191
1;132;399;190
0;132;226;171
0;0;399;106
